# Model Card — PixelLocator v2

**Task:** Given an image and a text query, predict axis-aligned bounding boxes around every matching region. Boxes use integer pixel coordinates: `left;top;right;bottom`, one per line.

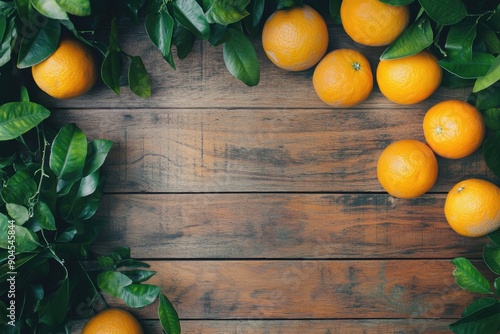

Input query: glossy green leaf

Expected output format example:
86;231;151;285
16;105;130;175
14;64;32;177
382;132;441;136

17;18;60;68
380;0;414;4
83;139;113;177
479;25;500;55
495;277;500;295
445;18;476;61
112;246;131;260
14;0;31;20
55;226;77;242
2;170;37;205
31;0;68;20
462;297;499;317
55;0;90;16
0;18;16;68
205;0;250;25
223;28;259;86
489;229;500;247
101;49;121;95
121;0;144;24
6;203;29;225
483;131;500;178
451;257;492;294
20;86;29;102
381;15;432;60
97;271;132;298
277;0;294;9
121;269;157;283
471;82;500;110
172;21;194;59
146;8;175;58
120;284;160;308
482;108;500;130
74;176;104;220
50;123;87;183
418;0;467;26
483;244;500;275
33;201;56;230
129;56;151;98
252;0;265;26
39;279;69;326
439;52;495;79
13;224;40;252
173;0;210;40
0;101;50;141
449;301;500;333
0;213;11;249
208;24;228;46
159;294;181;334
77;169;99;197
473;55;500;93
0;15;7;41
98;256;116;268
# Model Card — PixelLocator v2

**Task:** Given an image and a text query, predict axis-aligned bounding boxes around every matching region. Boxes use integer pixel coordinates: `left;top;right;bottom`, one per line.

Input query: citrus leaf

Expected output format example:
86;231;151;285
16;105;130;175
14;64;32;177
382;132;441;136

77;169;99;197
117;259;150;269
1;170;37;205
6;203;29;225
145;8;175;58
489;229;500;247
129;56;151;98
120;284;160;308
120;0;143;24
101;49;122;95
462;297;499;317
74;176;104;220
445;18;476;61
50;123;87;183
17;18;60;68
172;21;194;59
482;108;500;130
205;0;250;25
252;0;265;26
223;28;259;86
471;81;500;110
277;0;295;9
0;18;16;68
121;269;157;283
39;278;69;326
473;55;500;93
13;224;40;252
483;244;500;275
55;226;77;242
479;25;500;55
172;0;210;40
112;246;131;260
0;101;50;141
159;294;181;334
483;131;500;178
381;15;432;60
449;301;500;333
83;139;113;177
31;0;68;20
33;201;56;230
451;257;492;294
380;0;414;4
418;0;467;26
495;277;500;295
54;0;90;16
97;271;132;298
439;52;495;79
0;12;7;41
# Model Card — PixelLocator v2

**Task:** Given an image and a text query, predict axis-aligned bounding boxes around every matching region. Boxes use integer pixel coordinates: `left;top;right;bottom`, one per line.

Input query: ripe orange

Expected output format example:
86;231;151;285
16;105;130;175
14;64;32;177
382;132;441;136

340;0;410;46
423;100;485;159
312;49;373;108
32;38;97;99
377;139;438;199
82;308;144;334
444;179;500;237
261;5;328;71
376;51;442;105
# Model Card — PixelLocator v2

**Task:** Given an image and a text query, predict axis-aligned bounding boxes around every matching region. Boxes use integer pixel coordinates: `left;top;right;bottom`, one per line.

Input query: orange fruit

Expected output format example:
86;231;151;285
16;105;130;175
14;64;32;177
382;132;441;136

444;179;500;237
423;100;485;159
32;38;97;99
376;51;442;105
340;0;410;46
377;139;438;199
261;5;328;71
312;49;373;108
82;308;144;334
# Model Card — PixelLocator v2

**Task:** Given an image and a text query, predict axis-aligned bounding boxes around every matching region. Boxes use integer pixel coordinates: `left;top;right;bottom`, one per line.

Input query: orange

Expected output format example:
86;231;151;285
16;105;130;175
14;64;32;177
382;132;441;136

261;5;328;71
444;178;500;237
312;49;373;108
376;51;442;105
82;308;144;334
377;139;438;199
423;100;485;159
340;0;410;47
32;38;97;99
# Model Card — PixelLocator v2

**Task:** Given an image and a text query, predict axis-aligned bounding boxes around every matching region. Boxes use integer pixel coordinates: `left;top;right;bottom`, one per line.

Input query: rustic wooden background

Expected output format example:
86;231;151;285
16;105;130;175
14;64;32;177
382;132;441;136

41;11;500;334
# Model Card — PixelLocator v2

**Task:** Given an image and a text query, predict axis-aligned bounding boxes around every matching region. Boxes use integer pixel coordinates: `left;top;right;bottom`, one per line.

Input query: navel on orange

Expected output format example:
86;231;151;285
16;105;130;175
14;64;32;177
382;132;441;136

376;51;442;105
444;178;500;237
261;5;329;71
312;49;373;108
377;139;438;199
340;0;410;46
82;308;144;334
423;100;485;159
32;38;97;99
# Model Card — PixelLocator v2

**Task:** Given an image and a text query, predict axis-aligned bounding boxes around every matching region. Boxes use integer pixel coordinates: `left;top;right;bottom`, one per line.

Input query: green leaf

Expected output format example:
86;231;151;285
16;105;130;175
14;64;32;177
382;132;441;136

451;257;492;294
13;224;40;252
31;0;68;20
418;0;467;26
0;101;50;141
0;13;7;41
462;297;499;317
482;108;500;131
173;0;210;40
97;271;132;298
471;82;500;110
252;0;265;27
121;269;157;283
445;18;476;61
39;279;69;326
77;169;99;197
473;55;500;93
74;176;104;220
120;0;143;24
50;123;87;183
380;0;414;4
33;201;56;230
439;52;495;79
20;86;29;102
479;25;500;55
0;18;16;68
483;244;500;275
172;21;194;59
277;0;295;9
495;277;500;295
146;8;175;59
223;28;259;86
159;294;181;334
129;56;151;98
112;246;131;260
101;49;121;95
205;0;250;25
98;256;116;268
380;15;433;60
83;139;113;177
449;301;500;333
6;203;29;225
120;284;160;308
55;0;91;16
117;258;150;269
17;18;61;68
483;131;500;178
489;229;500;247
2;170;37;205
56;226;77;242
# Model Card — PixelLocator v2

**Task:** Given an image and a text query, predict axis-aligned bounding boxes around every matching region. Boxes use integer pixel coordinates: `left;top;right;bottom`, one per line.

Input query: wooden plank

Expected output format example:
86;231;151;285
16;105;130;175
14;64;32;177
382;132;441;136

94;193;484;259
47;108;498;193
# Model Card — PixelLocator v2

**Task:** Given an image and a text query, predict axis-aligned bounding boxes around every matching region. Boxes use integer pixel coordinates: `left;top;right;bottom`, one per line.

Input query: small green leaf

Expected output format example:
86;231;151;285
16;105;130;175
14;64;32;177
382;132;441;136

252;0;265;27
223;28;259;86
129;56;151;98
451;257;492;294
31;0;68;20
277;0;295;9
483;132;500;178
473;55;500;93
0;18;16;68
120;284;160;308
173;0;210;40
83;139;113;177
495;277;500;295
101;49;121;95
56;226;77;242
145;8;175;59
483;244;500;275
39;279;69;326
50;123;87;183
159;294;181;334
418;0;467;26
479;25;500;55
6;203;29;225
381;15;433;60
77;169;99;197
462;297;499;317
439;52;495;79
113;246;131;259
444;18;476;61
17;18;61;68
98;256;116;268
34;201;56;230
0;14;6;41
2;170;37;205
13;224;40;252
0;101;50;141
172;21;194;60
489;229;500;247
55;0;90;16
20;86;29;102
470;82;500;110
97;271;132;298
120;0;143;24
449;301;500;333
482;108;500;131
205;0;250;25
121;269;157;283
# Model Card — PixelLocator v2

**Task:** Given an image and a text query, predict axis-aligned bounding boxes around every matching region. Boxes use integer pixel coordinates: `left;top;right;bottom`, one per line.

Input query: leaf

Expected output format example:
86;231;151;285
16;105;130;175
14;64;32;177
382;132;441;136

129;56;151;98
489;229;500;247
31;0;68;20
0;12;7;41
121;269;157;283
479;25;500;55
495;277;500;295
380;15;433;60
50;123;87;183
473;55;500;93
0;101;50;141
159;294;181;334
112;246;131;260
205;0;250;25
13;224;40;252
439;52;495;79
483;132;500;178
145;8;175;59
172;21;194;59
74;176;105;220
471;81;500;110
482;108;500;131
55;0;91;16
418;0;467;26
0;18;16;68
380;0;414;4
252;0;265;27
83;139;113;177
17;18;61;68
56;226;77;242
277;0;295;9
20;86;29;102
39;279;69;326
117;259;150;269
449;301;500;333
101;49;122;95
172;0;210;40
444;18;476;61
6;203;29;225
33;201;56;230
97;271;132;298
483;244;500;275
120;0;144;24
223;28;259;86
462;297;499;317
120;284;160;308
77;169;99;197
451;257;492;294
1;170;37;205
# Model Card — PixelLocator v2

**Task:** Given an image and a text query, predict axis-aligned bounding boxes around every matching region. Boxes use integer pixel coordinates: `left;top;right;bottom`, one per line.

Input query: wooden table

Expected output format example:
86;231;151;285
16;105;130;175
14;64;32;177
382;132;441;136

44;17;499;334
